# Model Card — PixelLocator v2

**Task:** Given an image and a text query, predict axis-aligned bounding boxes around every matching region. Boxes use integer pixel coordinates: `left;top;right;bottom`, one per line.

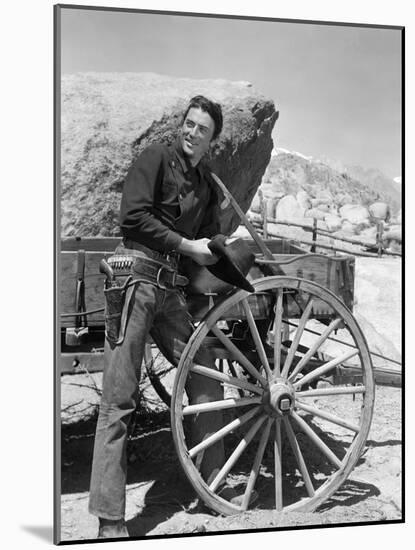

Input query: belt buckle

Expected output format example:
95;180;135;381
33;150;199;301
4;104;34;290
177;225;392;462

156;265;176;290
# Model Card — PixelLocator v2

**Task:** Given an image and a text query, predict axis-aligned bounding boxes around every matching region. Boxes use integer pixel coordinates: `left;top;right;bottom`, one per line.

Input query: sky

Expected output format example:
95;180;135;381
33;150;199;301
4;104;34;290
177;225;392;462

59;6;402;179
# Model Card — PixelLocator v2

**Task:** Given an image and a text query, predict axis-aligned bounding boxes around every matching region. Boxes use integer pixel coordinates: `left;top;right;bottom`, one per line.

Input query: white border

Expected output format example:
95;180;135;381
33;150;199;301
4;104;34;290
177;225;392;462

2;1;410;548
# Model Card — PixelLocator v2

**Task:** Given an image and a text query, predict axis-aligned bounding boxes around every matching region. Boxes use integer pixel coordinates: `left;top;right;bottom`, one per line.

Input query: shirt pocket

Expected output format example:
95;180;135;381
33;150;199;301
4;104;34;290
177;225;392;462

160;163;179;201
165;160;188;216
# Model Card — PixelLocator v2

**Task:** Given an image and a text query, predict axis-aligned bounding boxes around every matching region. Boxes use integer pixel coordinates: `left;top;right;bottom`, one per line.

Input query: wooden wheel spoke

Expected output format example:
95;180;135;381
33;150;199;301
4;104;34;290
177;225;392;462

190;364;263;395
273;288;284;376
283;417;315;497
281;297;314;378
188;406;260;458
182;395;262;416
209;415;267;493
241;418;273;510
171;276;375;517
293;349;359;389
291;410;342;468
211;325;268;388
296;386;366;398
296;400;360;433
274;418;283;511
288;318;343;382
241;298;272;379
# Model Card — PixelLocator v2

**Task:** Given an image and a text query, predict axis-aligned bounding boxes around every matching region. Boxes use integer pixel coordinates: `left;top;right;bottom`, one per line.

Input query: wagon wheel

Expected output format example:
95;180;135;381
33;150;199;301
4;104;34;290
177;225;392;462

171;276;375;515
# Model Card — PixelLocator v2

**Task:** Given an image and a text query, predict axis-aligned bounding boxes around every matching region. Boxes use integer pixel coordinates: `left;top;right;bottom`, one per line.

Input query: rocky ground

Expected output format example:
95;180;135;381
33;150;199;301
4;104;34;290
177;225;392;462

58;257;402;543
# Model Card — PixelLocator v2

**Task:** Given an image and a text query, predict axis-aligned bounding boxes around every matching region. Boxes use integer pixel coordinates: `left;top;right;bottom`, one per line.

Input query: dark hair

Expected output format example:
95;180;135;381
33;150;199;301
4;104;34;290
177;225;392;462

182;95;223;141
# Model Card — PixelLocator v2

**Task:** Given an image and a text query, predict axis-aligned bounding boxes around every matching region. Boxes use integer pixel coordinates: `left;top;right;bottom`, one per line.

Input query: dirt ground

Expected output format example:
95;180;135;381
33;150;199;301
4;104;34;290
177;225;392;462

58;257;402;542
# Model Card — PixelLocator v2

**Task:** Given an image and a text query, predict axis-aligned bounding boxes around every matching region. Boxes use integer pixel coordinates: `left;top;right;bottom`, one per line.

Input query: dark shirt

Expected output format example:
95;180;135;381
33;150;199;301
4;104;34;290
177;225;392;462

120;138;220;253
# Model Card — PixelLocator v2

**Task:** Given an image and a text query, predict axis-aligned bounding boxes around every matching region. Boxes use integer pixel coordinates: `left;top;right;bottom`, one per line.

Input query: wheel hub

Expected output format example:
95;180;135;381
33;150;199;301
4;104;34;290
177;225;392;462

262;378;295;416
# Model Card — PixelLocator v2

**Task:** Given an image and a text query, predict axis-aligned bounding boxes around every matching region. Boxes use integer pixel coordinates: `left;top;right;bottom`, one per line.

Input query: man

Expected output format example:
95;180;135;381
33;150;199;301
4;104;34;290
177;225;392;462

89;95;227;538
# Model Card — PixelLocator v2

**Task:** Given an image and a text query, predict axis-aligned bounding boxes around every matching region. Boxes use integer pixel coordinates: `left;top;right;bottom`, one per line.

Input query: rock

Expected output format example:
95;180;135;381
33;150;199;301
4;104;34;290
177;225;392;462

297;190;311;209
337;192;353;206
266;198;279;219
324;213;342;232
396;209;402;224
384;225;402;244
61;72;278;237
359;226;377;241
304;208;326;221
250;194;261;213
340;220;356;235
311;196;333;208
390;209;402;224
339;204;370;225
369;201;391;222
275;195;305;222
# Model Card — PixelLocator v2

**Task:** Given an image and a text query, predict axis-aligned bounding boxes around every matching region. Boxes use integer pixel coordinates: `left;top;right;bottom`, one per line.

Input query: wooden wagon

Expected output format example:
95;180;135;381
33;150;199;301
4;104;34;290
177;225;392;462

60;231;383;516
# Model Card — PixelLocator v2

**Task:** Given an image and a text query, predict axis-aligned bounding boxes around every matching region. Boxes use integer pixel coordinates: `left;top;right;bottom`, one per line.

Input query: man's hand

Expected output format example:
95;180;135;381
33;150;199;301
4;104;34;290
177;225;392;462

177;238;219;266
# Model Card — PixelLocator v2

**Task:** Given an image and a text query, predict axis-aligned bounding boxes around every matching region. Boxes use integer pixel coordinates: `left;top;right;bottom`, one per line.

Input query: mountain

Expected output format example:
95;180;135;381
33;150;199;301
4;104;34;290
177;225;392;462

317;155;401;211
261;149;401;213
342;165;401;210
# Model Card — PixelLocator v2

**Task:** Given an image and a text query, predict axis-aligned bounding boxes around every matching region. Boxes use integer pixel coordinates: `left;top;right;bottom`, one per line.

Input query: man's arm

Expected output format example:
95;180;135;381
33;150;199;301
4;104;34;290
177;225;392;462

120;146;182;253
177;237;218;265
120;145;217;265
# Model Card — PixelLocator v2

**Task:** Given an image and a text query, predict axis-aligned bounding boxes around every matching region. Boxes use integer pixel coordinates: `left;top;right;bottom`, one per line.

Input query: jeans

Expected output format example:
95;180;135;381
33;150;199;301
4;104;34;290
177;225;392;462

88;252;224;520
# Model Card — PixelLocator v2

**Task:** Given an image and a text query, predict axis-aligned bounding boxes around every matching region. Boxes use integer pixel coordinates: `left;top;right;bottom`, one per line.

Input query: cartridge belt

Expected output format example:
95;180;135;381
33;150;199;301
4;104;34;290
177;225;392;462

122;238;180;267
106;255;188;289
132;257;188;289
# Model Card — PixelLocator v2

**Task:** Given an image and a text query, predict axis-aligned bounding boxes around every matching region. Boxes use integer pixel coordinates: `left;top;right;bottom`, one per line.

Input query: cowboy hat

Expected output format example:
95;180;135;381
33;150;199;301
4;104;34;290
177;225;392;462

207;235;255;293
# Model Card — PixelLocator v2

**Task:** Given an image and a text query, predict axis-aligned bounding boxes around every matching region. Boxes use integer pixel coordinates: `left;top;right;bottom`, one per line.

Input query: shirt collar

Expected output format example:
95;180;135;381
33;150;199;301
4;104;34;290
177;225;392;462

173;137;207;178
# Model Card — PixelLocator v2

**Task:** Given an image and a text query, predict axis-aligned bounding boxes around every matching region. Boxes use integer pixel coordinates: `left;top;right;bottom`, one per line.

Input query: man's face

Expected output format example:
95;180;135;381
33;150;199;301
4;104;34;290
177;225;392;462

180;107;216;166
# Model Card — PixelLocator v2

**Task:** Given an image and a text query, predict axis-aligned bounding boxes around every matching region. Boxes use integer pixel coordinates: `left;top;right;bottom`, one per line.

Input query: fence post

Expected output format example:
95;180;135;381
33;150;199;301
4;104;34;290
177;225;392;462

376;221;384;257
311;218;317;252
259;190;268;239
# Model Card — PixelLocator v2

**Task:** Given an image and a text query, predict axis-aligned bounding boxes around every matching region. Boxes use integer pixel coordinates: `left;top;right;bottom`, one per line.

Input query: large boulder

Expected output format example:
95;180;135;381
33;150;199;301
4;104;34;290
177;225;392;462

304;208;326;221
297;190;311;209
339;204;370;225
324;213;342;232
250;194;261;214
369;201;391;222
340;220;356;235
61;72;278;237
275;195;305;222
384;225;402;244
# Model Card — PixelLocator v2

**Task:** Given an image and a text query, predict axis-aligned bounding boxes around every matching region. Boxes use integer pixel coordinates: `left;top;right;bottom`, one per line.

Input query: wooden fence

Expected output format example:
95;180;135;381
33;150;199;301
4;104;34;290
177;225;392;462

252;200;402;259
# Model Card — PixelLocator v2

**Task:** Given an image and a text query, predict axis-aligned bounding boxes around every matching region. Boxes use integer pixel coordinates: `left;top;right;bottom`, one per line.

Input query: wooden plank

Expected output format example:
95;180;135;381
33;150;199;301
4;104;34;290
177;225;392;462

60;352;104;375
60;237;121;252
334;365;402;388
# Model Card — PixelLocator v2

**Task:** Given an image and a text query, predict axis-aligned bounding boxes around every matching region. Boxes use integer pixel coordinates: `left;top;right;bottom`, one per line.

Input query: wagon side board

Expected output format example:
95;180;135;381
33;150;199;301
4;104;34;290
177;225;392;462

60;250;115;327
58;237;400;387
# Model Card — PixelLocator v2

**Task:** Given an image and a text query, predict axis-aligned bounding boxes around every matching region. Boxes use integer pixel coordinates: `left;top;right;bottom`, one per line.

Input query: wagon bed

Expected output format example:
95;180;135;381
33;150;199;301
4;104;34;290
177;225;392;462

60;236;354;338
59;235;378;516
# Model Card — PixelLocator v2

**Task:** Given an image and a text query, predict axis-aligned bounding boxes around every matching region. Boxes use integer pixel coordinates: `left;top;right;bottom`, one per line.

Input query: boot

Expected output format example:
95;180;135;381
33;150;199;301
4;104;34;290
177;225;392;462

97;517;129;539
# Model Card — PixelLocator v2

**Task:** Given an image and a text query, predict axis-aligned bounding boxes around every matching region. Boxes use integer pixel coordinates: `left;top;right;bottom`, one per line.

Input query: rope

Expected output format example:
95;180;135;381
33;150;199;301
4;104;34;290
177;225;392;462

61;308;104;318
255;253;349;266
284;319;401;366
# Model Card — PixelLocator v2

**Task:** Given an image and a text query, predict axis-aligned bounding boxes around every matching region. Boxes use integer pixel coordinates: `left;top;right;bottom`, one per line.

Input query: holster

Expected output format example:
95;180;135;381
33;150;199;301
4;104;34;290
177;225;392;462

104;275;134;346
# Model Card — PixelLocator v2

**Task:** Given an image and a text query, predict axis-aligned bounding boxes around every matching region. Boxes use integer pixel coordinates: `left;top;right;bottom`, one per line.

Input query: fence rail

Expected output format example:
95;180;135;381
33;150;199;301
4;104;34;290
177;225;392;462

251;203;401;258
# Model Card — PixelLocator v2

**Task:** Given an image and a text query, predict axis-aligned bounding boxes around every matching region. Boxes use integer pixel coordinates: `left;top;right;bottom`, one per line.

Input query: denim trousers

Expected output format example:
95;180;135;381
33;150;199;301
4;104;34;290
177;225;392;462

88;258;224;520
